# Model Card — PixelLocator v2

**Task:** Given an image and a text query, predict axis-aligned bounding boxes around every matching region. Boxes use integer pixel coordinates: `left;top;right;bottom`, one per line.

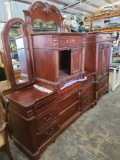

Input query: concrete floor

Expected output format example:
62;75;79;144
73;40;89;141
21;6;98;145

0;71;120;160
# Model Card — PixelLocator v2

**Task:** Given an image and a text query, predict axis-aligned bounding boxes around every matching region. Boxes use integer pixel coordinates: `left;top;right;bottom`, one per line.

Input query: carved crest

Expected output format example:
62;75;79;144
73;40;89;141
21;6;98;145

43;3;51;14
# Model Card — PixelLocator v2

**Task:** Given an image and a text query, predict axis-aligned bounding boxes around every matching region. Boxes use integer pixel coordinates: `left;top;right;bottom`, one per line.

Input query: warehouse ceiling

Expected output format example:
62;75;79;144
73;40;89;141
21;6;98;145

11;0;120;17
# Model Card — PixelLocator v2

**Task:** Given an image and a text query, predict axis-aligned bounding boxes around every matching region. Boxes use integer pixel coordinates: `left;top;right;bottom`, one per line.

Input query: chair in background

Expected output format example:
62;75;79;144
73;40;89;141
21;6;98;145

0;91;13;160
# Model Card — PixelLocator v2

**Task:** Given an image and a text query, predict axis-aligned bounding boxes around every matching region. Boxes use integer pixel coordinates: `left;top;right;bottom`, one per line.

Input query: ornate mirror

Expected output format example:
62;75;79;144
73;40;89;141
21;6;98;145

1;18;33;90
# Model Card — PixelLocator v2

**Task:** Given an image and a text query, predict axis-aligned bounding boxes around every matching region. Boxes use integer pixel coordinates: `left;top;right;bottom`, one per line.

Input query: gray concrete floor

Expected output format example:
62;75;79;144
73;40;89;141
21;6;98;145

0;71;120;160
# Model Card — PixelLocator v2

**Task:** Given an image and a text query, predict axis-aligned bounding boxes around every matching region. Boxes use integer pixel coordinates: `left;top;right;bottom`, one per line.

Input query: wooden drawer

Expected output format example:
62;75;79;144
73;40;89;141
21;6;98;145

82;74;94;87
59;82;80;99
60;101;79;125
81;83;94;100
97;76;108;90
36;105;59;132
81;93;94;111
33;93;58;116
96;83;109;100
59;91;80;113
59;36;82;47
37;121;59;147
96;34;111;42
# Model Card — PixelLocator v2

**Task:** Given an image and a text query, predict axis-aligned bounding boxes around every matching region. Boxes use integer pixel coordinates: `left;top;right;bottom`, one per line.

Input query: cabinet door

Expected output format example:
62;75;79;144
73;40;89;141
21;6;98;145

71;48;82;75
97;43;110;79
103;44;110;75
97;44;104;79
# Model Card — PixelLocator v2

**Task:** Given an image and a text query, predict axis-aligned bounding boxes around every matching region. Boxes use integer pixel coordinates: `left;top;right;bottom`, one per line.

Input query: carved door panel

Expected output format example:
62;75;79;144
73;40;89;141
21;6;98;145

103;44;110;76
97;44;104;79
71;48;82;75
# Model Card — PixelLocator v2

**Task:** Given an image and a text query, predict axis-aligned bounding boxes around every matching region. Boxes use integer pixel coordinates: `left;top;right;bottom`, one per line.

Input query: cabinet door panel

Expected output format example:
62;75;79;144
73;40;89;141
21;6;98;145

71;48;82;75
103;44;110;75
97;44;104;79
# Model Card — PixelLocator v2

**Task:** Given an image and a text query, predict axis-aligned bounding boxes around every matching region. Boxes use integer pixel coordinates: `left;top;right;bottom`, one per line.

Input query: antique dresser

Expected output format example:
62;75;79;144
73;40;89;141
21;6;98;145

1;1;112;160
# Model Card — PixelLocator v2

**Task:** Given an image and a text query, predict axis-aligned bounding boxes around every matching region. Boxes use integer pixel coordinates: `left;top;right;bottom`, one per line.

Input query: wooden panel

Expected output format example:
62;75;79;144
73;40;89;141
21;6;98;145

71;48;82;75
59;91;80;113
59;82;80;99
96;34;111;42
33;49;58;82
96;83;109;100
36;105;58;132
81;93;94;111
82;74;94;87
59;36;82;47
103;44;110;76
97;44;104;79
33;94;58;116
59;101;79;125
81;83;94;100
37;121;60;147
97;76;108;90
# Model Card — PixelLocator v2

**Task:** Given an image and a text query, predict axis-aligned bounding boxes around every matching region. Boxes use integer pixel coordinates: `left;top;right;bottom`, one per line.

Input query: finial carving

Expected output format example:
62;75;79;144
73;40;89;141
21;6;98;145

43;3;51;14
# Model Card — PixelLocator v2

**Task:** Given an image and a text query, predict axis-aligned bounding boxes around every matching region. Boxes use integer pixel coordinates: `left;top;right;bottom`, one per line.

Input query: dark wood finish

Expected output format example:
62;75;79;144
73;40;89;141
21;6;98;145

0;91;13;160
85;32;112;100
1;1;112;160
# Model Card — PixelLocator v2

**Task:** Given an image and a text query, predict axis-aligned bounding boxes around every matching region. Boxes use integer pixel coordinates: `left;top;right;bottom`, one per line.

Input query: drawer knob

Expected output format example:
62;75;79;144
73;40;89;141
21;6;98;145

44;113;52;122
45;128;53;136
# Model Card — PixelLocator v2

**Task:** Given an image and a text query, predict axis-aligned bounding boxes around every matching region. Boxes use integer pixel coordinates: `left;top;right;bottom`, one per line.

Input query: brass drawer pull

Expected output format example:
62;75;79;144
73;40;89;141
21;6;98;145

44;113;52;122
45;128;53;135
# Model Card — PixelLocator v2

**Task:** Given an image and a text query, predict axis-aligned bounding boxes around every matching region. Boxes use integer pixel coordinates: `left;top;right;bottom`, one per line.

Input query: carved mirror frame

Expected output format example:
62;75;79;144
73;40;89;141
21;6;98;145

1;18;33;90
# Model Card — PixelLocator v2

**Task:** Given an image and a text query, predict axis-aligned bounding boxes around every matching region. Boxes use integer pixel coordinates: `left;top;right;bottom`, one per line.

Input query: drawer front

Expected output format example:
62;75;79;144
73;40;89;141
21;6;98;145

96;83;109;100
33;94;57;116
81;94;94;111
97;76;108;90
36;105;59;132
59;36;82;47
59;91;80;113
37;121;59;147
60;101;79;125
82;74;94;87
81;83;94;100
59;82;80;99
96;34;111;42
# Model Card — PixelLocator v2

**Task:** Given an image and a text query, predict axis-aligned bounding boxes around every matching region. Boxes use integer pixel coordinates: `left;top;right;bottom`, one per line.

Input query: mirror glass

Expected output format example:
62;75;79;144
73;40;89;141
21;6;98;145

33;19;58;32
8;23;29;84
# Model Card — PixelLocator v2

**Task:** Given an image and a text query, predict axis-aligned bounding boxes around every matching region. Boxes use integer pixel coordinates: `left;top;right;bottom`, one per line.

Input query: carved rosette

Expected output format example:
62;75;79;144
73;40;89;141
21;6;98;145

43;3;51;14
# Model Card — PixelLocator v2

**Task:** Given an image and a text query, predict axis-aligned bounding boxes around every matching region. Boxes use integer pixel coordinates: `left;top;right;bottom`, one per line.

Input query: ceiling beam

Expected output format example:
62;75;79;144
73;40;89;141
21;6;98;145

86;2;99;8
61;10;76;15
75;7;94;14
48;0;67;6
104;0;111;3
61;0;98;14
104;0;120;8
10;0;31;5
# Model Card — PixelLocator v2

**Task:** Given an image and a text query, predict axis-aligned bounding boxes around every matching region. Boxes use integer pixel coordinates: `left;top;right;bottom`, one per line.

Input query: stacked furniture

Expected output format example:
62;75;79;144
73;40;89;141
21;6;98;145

1;1;112;160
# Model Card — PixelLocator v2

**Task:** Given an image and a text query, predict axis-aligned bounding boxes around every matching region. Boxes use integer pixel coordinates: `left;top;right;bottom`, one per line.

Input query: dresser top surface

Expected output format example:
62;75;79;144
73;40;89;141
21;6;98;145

7;85;55;107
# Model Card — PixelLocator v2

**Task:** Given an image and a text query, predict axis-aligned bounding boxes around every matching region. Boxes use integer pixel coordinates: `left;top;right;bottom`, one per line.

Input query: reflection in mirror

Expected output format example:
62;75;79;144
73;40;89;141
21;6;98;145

33;19;58;32
8;23;28;84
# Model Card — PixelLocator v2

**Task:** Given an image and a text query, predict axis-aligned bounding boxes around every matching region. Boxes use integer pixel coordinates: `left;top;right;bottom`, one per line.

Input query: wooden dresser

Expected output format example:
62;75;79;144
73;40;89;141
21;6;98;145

0;1;112;160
